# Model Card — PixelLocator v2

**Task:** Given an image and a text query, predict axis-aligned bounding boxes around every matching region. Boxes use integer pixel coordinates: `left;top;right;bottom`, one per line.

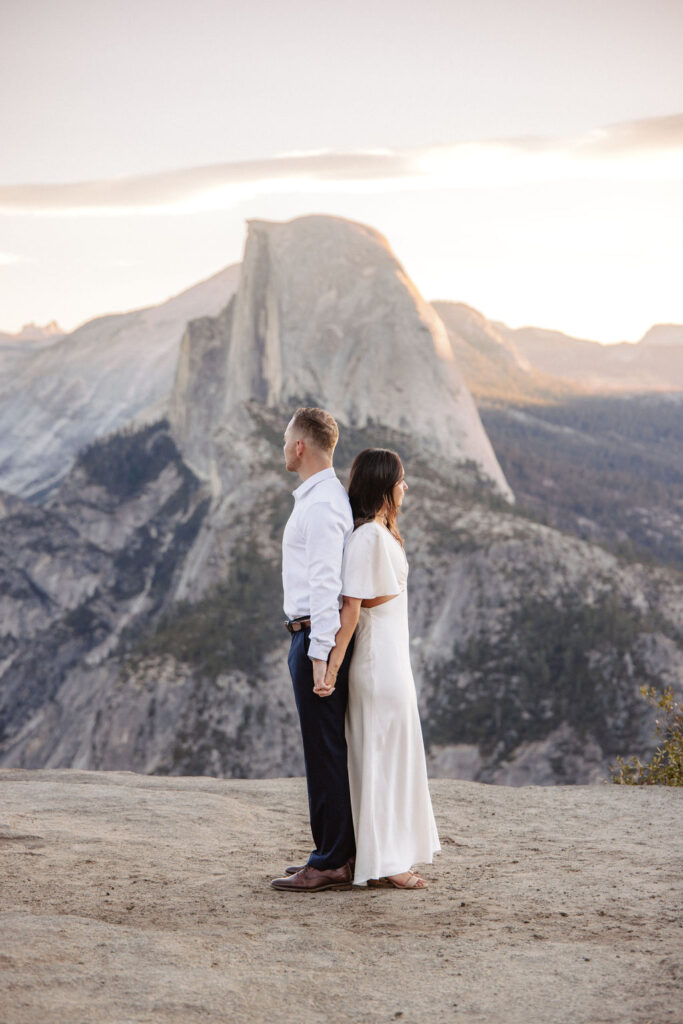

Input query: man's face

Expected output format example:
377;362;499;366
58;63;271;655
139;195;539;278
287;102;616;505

283;418;302;472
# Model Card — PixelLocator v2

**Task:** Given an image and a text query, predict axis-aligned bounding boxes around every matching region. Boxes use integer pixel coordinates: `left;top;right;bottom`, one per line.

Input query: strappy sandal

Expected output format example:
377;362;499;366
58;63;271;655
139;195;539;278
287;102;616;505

368;870;428;889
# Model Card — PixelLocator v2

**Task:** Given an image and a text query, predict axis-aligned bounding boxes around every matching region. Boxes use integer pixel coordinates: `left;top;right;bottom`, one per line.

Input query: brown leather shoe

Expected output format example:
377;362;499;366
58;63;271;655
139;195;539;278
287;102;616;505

271;863;353;892
285;857;355;876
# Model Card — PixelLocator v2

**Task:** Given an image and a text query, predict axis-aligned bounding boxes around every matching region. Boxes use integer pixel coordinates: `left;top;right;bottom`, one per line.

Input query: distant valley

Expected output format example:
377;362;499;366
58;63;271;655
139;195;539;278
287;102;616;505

432;301;683;570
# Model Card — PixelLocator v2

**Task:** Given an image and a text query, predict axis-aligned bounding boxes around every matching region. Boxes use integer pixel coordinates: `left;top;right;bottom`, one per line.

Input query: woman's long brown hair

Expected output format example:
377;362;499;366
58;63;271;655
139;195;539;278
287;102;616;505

347;448;404;545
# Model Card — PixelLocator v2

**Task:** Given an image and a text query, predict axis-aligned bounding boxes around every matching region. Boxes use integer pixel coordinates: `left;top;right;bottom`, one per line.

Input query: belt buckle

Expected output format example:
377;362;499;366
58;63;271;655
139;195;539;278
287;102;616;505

285;617;308;634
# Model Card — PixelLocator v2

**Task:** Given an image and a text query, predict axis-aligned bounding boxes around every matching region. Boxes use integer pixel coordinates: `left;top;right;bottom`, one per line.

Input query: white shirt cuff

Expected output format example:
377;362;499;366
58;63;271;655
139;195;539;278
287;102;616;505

308;639;332;661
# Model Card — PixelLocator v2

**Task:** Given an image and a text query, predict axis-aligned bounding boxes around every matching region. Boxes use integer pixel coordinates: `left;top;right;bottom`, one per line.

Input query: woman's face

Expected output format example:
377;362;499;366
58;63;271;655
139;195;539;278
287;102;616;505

391;468;408;509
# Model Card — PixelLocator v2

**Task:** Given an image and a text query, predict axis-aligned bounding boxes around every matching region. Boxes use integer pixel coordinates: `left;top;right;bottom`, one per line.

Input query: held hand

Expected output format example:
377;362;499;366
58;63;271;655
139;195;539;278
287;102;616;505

312;658;332;697
312;658;336;697
321;665;338;696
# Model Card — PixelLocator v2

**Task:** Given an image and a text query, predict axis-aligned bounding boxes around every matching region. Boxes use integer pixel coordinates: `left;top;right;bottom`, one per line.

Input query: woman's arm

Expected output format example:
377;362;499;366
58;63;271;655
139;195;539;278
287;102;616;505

329;595;361;674
315;595;361;695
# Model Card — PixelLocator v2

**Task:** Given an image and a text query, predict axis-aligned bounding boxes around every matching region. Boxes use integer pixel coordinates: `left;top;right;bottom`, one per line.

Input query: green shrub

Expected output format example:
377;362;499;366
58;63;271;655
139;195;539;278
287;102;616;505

610;685;683;786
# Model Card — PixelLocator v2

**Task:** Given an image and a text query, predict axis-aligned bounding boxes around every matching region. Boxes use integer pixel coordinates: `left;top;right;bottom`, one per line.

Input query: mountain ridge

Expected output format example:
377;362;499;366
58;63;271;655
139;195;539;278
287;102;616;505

0;264;240;498
3;225;680;500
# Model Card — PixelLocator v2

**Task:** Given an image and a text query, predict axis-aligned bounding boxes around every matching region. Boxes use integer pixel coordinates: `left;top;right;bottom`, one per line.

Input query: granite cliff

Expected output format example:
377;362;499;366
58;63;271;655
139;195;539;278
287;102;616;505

170;215;512;501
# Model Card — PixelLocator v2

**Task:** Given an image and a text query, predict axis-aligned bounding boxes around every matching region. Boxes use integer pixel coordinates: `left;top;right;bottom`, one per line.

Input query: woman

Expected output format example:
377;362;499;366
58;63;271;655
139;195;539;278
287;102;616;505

323;448;440;889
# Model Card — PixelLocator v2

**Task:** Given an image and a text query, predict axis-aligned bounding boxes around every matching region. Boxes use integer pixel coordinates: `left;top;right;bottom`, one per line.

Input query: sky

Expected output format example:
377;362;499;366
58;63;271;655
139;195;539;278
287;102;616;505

1;0;682;342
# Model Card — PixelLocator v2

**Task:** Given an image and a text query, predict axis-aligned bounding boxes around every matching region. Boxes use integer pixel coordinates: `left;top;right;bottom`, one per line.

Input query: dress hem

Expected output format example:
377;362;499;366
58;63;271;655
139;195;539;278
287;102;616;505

353;844;441;886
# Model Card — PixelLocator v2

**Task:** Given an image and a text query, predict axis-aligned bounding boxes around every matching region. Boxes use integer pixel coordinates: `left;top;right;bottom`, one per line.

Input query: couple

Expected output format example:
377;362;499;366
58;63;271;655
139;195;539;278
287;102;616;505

271;406;440;893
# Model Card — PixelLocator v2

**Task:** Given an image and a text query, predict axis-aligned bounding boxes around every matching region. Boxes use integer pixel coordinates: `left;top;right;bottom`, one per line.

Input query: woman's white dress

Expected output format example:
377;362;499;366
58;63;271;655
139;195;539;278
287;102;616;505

341;521;441;885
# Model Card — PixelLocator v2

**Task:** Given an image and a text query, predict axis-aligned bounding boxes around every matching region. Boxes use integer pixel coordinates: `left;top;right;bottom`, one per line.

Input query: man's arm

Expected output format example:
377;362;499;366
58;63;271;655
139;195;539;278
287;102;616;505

302;500;348;669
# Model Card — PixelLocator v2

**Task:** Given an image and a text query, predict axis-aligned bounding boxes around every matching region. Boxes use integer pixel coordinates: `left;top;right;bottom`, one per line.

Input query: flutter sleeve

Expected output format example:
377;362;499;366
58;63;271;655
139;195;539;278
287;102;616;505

341;524;402;599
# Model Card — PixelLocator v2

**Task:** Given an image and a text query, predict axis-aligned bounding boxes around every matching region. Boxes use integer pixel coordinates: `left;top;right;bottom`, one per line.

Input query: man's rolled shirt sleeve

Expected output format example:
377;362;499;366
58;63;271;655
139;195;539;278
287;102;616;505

302;500;347;661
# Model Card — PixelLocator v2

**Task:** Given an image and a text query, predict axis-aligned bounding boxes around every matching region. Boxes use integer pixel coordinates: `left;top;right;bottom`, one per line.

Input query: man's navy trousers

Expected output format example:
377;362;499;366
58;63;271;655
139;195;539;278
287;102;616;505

287;626;356;871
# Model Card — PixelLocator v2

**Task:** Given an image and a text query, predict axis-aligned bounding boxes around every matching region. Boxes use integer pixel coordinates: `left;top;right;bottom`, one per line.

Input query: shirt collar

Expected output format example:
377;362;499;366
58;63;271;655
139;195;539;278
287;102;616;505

292;466;336;500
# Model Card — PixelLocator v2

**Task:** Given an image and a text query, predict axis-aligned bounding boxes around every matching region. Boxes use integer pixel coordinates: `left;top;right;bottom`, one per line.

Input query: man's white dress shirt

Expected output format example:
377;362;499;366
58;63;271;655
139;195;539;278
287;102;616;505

282;467;354;661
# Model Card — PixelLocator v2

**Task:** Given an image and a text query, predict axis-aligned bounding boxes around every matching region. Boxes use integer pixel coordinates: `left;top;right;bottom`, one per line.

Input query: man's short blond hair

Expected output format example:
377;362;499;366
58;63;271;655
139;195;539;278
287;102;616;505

291;407;339;455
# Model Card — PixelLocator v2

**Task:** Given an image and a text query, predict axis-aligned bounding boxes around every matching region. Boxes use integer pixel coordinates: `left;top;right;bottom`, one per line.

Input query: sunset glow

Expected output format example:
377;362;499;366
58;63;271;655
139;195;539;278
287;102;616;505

1;0;681;343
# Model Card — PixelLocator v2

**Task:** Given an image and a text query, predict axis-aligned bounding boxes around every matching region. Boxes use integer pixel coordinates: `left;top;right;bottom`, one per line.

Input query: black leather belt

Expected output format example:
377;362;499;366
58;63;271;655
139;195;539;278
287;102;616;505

284;616;311;634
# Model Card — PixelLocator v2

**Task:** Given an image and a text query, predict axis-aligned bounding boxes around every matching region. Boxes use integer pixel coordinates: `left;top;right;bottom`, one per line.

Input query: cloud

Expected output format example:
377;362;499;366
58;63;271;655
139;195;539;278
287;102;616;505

0;151;414;216
0;251;32;264
469;113;683;158
570;112;683;156
1;113;681;217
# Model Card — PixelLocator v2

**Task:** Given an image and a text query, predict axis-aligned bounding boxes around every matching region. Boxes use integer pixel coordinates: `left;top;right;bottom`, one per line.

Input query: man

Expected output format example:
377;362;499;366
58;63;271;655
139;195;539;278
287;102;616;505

271;406;356;893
